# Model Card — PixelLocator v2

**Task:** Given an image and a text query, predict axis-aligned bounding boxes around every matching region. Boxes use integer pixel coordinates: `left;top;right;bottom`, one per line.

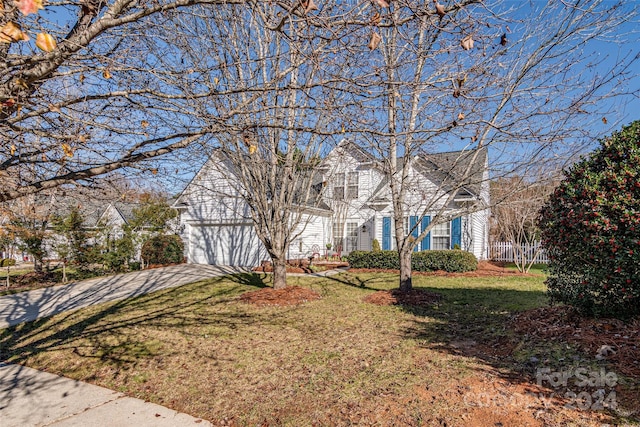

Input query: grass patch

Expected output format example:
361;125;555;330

0;271;635;426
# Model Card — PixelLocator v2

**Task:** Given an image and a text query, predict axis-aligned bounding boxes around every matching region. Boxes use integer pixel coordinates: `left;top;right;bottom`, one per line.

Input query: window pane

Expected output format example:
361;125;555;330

346;222;358;251
333;186;344;200
432;222;450;237
332;222;344;251
347;172;358;186
433;237;450;250
335;173;345;185
346;185;358;199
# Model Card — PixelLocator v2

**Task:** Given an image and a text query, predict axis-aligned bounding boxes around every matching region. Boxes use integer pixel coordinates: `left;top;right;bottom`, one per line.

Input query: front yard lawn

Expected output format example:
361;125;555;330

1;271;637;426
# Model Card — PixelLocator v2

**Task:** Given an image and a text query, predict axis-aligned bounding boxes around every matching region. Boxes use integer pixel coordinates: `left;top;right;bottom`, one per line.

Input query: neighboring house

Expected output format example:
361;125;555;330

175;141;490;266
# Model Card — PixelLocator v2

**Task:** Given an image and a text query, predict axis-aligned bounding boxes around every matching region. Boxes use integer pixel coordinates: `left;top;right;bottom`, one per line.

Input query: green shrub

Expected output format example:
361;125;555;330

347;250;477;272
371;239;381;252
412;250;477;272
1;258;16;267
129;261;142;271
538;121;640;318
141;234;184;265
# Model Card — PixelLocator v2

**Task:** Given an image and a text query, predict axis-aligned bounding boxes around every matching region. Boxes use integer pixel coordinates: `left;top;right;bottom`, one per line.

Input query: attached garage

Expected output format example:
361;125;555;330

188;223;267;267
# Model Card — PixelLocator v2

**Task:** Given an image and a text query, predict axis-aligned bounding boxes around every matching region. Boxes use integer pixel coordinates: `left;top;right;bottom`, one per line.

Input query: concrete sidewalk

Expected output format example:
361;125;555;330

0;264;246;329
0;363;212;427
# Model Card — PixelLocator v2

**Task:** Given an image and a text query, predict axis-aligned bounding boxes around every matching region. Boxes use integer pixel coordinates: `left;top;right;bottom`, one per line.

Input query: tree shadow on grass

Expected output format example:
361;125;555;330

0;268;276;396
225;272;271;289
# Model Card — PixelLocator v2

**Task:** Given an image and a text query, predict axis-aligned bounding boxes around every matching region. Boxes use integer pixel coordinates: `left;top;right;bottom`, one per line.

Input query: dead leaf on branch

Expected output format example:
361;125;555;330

16;0;44;16
500;33;507;46
14;78;28;89
0;22;30;43
36;32;56;52
10;145;16;156
368;32;382;51
102;69;112;79
457;112;465;121
372;0;389;8
141;120;149;128
61;143;74;158
301;0;318;13
48;104;60;113
461;35;474;50
370;12;381;25
434;1;445;18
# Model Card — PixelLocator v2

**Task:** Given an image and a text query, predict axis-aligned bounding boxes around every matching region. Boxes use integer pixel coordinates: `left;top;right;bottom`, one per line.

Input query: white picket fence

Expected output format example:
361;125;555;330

489;241;549;264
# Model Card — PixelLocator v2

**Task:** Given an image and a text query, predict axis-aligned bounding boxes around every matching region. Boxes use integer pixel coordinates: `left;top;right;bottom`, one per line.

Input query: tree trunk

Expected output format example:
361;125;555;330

272;258;287;290
34;257;43;273
399;249;412;292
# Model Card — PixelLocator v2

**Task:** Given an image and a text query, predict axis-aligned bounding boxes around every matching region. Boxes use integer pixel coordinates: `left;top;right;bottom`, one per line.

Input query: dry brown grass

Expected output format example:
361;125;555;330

1;272;637;426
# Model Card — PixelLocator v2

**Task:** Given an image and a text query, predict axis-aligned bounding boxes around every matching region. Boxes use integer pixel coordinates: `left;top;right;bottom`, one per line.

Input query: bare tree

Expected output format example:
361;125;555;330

339;0;638;291
0;0;251;202
489;175;558;272
170;2;346;289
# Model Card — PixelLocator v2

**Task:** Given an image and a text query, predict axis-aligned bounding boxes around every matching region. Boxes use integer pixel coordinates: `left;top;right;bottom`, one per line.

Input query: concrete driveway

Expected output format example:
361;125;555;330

0;264;247;329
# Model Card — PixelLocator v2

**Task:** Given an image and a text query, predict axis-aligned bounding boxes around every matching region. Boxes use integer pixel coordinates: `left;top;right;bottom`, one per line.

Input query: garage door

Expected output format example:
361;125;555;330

189;224;267;266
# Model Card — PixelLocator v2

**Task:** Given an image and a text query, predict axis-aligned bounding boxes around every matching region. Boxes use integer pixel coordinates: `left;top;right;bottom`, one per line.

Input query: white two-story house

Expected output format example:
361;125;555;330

174;141;490;266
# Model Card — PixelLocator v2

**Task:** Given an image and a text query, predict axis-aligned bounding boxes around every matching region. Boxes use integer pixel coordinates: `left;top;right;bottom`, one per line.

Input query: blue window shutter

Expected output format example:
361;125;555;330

382;217;391;250
421;216;431;251
451;217;462;249
410;216;419;252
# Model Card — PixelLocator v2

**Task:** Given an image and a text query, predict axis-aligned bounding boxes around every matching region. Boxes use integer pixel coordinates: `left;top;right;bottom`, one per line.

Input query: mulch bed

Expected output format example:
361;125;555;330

511;306;640;378
364;289;442;307
12;271;57;286
238;286;321;307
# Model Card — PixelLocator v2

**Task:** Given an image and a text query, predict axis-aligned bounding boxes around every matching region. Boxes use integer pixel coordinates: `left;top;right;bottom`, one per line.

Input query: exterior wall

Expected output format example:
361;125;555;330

177;160;253;225
178;145;490;264
287;213;330;259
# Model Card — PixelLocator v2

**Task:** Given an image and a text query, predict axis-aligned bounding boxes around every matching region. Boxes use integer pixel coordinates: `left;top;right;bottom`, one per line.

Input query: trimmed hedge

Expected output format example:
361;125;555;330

141;235;185;266
347;250;477;272
1;258;16;267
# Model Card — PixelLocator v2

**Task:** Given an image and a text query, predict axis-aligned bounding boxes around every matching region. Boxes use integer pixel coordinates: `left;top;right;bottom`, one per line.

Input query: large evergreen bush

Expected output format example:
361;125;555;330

538;121;640;317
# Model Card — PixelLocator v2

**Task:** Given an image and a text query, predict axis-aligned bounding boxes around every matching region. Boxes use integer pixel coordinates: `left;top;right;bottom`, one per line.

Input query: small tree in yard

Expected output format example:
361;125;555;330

52;206;91;280
490;175;558;272
539;121;640;318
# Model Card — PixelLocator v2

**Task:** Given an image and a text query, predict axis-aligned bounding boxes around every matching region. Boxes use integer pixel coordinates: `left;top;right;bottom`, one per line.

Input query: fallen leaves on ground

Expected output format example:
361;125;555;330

512;306;640;377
